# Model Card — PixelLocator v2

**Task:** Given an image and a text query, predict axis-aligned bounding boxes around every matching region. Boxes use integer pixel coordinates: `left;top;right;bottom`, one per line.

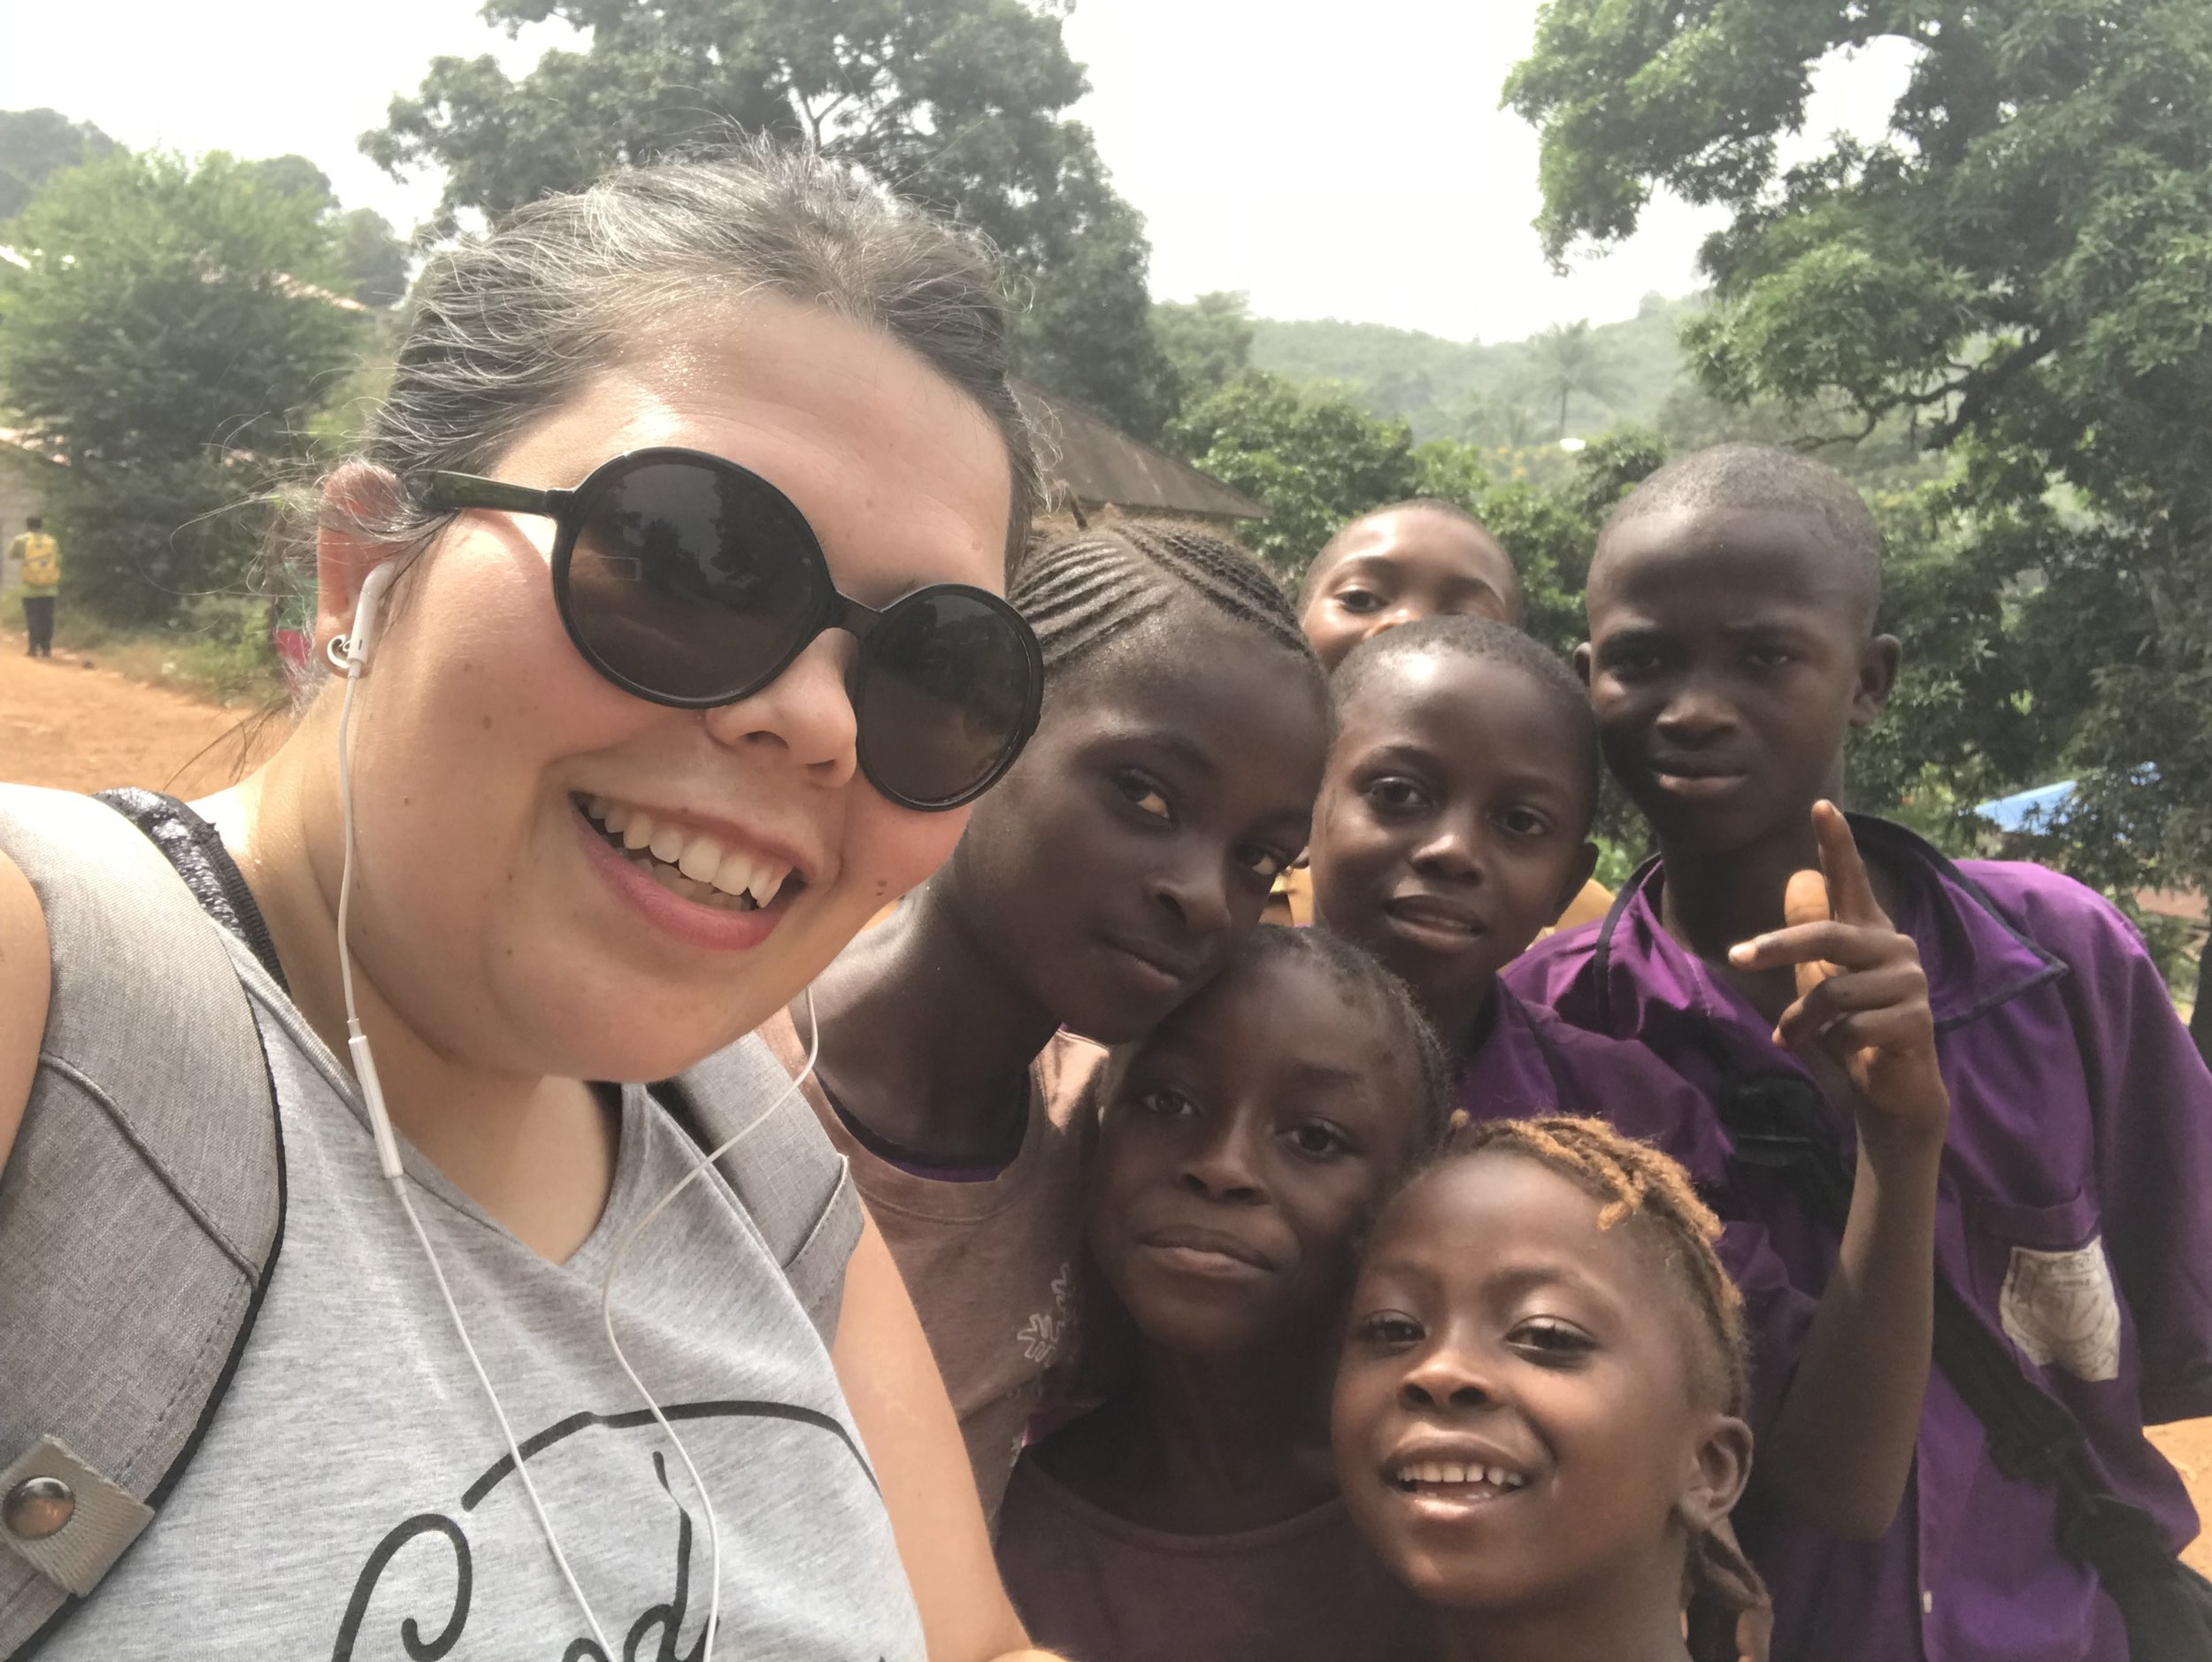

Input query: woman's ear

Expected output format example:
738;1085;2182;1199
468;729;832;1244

313;463;411;662
1848;634;1903;729
1678;1412;1755;1535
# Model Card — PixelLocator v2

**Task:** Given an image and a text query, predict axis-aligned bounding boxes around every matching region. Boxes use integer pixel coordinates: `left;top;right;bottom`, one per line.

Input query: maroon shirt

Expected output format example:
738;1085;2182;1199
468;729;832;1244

995;1457;1435;1662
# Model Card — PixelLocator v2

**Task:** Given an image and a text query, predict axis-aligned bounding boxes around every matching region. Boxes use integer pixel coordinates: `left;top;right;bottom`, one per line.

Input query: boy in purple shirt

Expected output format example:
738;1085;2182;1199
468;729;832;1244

1506;442;2212;1661
1309;615;1948;1470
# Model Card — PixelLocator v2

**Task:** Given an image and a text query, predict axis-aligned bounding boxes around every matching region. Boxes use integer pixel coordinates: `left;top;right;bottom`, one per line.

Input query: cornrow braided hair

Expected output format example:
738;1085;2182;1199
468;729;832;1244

1432;1112;1768;1659
1010;519;1317;687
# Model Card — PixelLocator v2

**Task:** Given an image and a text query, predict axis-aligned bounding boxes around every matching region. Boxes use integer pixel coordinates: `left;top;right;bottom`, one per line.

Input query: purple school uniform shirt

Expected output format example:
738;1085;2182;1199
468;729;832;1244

1504;816;2212;1662
1455;985;1816;1434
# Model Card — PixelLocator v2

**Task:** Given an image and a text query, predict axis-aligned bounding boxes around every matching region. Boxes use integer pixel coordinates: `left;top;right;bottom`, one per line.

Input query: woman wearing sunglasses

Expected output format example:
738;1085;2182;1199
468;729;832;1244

0;149;1064;1660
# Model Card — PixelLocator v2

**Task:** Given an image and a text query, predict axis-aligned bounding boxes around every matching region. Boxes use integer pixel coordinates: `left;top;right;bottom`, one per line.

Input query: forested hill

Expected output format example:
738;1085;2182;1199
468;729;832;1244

1248;292;1699;444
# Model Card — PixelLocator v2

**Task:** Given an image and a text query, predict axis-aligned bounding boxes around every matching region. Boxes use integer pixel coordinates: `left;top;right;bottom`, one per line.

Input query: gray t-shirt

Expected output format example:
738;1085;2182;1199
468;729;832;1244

42;981;924;1660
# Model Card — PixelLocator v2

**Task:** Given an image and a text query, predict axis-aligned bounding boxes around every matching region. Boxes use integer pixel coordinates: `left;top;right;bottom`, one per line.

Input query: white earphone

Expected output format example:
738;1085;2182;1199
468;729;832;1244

330;558;402;680
327;556;819;1659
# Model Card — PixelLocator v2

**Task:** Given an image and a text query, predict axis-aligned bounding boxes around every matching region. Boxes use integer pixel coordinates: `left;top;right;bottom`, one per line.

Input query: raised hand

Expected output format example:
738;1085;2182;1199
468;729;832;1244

1728;802;1949;1150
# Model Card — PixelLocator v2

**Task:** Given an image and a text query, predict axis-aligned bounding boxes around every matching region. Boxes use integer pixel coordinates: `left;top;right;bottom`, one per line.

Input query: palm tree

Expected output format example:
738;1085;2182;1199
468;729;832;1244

1527;319;1622;439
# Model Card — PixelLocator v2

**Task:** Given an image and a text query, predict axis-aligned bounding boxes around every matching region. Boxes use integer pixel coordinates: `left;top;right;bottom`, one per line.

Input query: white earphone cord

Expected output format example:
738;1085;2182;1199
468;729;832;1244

335;631;819;1661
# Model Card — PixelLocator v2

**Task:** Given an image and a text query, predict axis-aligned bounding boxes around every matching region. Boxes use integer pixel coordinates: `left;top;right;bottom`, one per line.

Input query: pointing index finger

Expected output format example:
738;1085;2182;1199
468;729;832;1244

1813;800;1885;927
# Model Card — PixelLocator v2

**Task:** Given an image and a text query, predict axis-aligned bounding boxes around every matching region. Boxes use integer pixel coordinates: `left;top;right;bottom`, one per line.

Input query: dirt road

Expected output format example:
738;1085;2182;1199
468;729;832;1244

0;620;2208;1572
0;628;278;796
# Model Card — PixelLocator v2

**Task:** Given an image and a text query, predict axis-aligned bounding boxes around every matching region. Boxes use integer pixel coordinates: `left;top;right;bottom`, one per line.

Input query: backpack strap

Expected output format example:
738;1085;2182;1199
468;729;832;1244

657;1036;862;1347
0;785;283;1658
1709;1059;2212;1654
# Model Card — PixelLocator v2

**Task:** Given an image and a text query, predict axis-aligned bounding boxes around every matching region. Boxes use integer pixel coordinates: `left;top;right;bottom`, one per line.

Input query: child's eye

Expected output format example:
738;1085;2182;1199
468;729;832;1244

1335;587;1385;615
1235;843;1293;881
1281;1120;1352;1160
1356;1310;1425;1347
1508;1317;1595;1364
1363;776;1431;815
1496;805;1552;838
1114;770;1173;820
1743;646;1793;672
1135;1086;1198;1118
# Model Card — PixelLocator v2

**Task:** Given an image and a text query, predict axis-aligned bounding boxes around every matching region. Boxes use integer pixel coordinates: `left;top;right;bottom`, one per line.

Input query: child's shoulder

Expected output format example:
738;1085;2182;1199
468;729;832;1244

1945;855;2145;963
1493;985;1731;1168
1500;915;1606;1003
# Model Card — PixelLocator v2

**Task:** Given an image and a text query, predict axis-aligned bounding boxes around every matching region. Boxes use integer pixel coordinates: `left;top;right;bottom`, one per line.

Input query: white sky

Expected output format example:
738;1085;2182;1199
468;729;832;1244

0;0;1916;343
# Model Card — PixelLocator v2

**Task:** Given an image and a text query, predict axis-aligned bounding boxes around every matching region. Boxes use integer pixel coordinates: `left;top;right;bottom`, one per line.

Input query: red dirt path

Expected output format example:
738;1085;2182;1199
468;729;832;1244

0;628;279;796
0;623;2207;1570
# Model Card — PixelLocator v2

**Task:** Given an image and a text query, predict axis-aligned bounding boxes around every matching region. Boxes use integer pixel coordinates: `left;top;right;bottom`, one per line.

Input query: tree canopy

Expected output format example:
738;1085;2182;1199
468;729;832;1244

364;0;1172;433
1153;290;1257;406
0;108;117;221
0;150;368;621
1166;372;1417;581
1508;0;2212;904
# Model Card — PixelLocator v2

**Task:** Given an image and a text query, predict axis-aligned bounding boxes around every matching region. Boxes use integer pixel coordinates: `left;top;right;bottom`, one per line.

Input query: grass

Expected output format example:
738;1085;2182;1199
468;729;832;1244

6;589;288;708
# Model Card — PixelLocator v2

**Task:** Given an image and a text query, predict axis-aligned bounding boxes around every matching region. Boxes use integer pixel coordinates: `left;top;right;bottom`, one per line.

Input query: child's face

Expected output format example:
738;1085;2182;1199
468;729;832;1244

1301;512;1518;671
1333;1155;1749;1618
1088;955;1424;1358
1311;651;1597;1032
1582;505;1897;857
947;607;1328;1043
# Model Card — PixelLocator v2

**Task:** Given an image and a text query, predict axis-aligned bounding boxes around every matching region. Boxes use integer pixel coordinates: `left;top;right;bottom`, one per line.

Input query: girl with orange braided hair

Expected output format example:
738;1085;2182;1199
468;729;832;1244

1334;1115;1765;1662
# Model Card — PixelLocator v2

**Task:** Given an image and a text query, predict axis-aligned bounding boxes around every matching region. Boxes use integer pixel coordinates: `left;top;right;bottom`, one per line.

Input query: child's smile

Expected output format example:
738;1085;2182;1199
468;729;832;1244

1335;1152;1734;1616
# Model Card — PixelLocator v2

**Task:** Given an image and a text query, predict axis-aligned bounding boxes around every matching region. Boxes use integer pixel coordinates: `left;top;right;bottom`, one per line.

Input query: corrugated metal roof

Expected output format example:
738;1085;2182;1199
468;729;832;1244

1013;379;1263;521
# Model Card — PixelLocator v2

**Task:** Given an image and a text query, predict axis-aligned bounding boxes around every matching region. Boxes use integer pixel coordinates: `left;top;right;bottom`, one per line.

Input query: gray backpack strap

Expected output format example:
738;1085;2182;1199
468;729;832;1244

0;784;281;1658
669;1035;860;1346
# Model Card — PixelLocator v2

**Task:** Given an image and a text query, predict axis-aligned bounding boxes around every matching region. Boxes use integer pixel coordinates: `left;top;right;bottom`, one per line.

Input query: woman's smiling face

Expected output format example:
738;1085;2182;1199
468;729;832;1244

324;296;1013;1084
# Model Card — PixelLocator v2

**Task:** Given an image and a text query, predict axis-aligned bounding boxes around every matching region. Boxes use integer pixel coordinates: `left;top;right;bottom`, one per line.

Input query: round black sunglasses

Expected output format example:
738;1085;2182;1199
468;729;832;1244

419;447;1043;812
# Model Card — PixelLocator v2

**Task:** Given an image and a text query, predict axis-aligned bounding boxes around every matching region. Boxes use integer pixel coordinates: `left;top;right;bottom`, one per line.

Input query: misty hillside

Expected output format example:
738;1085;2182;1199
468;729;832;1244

1248;292;1701;444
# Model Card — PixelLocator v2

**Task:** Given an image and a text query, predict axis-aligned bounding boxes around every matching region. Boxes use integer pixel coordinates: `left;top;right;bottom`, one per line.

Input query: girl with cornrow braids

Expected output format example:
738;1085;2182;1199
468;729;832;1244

1336;1113;1766;1662
762;519;1333;1518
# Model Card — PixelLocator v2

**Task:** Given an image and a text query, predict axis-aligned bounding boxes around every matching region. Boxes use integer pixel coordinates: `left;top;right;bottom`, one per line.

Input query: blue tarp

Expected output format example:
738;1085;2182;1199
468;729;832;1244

1977;779;2077;832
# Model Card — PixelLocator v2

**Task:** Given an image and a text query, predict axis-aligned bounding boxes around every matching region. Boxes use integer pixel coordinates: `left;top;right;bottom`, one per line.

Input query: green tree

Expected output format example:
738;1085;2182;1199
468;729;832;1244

1167;372;1416;582
0;151;368;622
244;155;410;310
335;207;411;309
1508;0;2212;906
244;154;337;210
365;0;1173;435
1152;290;1255;408
0;109;117;221
1527;319;1619;439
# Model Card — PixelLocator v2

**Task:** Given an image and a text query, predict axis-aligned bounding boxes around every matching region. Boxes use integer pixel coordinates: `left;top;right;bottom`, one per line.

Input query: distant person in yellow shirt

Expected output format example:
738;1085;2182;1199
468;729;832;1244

6;515;59;658
1271;499;1615;934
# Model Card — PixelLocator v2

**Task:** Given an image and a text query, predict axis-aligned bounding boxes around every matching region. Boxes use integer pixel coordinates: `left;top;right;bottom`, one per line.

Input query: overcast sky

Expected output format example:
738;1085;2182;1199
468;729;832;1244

1;0;1914;343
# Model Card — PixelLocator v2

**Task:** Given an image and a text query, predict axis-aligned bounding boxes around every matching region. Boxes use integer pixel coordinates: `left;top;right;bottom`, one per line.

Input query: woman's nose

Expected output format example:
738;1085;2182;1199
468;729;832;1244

700;629;860;789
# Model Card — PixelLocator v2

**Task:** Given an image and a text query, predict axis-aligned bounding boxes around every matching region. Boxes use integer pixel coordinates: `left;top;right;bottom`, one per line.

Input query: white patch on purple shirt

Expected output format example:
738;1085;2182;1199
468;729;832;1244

2000;1237;2122;1382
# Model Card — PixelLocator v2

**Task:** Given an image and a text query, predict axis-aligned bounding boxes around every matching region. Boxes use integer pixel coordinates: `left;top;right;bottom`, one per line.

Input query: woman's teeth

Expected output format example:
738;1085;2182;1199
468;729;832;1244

582;796;791;912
